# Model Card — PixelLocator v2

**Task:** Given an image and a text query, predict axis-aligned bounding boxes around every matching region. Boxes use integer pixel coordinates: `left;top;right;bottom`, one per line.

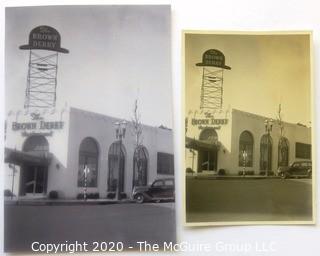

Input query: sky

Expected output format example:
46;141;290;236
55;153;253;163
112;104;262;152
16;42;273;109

185;33;312;125
5;5;173;128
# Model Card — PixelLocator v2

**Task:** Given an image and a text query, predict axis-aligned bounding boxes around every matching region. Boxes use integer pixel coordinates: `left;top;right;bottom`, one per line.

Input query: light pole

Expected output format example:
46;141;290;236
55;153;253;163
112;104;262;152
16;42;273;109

189;149;195;175
115;120;127;200
8;163;17;200
264;119;273;176
83;165;90;200
242;150;247;177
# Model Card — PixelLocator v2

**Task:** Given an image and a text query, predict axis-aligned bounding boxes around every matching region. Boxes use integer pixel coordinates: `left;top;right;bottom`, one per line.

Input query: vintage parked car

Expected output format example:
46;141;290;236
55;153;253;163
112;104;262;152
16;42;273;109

277;160;312;179
132;178;175;203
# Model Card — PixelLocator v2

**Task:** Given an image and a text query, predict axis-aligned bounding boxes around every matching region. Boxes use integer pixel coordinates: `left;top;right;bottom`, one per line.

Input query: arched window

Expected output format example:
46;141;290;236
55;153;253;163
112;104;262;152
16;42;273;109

133;146;148;188
78;137;99;187
260;134;272;170
108;142;126;193
238;131;254;167
278;137;289;167
23;135;49;153
199;128;218;143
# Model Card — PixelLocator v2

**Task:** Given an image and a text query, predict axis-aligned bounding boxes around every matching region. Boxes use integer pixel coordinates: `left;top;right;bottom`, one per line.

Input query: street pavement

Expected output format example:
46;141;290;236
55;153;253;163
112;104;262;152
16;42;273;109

4;202;176;252
186;178;313;223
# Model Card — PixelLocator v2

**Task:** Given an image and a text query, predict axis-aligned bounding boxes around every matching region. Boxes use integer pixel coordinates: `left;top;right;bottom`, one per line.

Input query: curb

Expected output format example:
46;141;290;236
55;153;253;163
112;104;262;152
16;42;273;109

4;199;135;206
187;175;281;180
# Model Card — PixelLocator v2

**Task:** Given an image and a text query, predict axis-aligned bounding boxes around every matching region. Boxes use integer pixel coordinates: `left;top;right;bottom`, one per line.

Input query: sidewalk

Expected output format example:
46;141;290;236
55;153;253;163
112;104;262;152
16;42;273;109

187;174;280;180
4;197;134;206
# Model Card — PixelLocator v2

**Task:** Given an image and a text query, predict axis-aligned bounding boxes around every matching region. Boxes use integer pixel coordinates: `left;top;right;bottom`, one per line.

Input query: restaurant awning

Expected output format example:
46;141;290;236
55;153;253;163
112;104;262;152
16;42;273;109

4;147;52;166
185;137;220;151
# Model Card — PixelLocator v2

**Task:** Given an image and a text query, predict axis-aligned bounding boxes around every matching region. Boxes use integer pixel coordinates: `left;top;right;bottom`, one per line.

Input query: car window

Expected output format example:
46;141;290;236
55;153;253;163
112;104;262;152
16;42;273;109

164;179;174;186
292;162;300;168
152;180;164;187
301;162;309;167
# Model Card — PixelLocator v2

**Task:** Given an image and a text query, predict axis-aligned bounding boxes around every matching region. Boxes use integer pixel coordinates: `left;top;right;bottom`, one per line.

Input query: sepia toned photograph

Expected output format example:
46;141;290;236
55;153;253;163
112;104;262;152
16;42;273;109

183;31;314;225
4;5;175;252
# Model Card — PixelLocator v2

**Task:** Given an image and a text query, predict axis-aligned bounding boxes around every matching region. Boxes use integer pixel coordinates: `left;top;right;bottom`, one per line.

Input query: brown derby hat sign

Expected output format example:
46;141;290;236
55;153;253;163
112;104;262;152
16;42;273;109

19;25;69;53
196;49;231;70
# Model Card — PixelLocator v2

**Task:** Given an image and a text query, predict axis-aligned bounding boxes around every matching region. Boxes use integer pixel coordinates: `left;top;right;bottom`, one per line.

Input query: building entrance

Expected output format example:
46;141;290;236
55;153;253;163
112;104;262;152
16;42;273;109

198;149;218;172
24;165;48;194
19;135;49;196
197;128;219;172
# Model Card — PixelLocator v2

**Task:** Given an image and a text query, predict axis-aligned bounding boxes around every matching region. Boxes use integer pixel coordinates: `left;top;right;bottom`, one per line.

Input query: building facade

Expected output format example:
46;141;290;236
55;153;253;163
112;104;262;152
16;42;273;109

5;107;174;199
186;109;311;175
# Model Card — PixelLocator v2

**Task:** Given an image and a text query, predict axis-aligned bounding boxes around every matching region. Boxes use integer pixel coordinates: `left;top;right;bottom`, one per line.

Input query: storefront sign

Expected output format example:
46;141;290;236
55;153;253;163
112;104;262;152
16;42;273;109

191;118;228;126
198;125;221;130
196;49;231;70
22;131;53;137
186;109;230;131
31;28;59;49
12;121;64;131
19;25;69;53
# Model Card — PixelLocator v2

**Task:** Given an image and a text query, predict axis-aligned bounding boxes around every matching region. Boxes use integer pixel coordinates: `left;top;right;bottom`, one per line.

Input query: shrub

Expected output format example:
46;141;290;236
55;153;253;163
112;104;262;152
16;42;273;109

106;192;115;199
76;193;83;199
48;191;59;200
77;192;100;199
259;171;274;176
239;170;254;176
91;193;100;199
218;169;226;175
267;171;275;176
186;168;194;174
4;189;14;197
106;192;126;200
120;192;127;199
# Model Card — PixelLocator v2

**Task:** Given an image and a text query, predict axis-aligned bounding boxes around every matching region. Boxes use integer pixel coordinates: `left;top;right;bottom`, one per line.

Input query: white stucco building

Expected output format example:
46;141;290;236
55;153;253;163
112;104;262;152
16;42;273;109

185;108;311;175
4;107;174;199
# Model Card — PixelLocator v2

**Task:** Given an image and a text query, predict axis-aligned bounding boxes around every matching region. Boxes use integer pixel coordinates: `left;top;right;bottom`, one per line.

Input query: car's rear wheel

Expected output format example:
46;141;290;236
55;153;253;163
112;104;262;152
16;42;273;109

308;171;312;179
280;172;286;179
135;194;144;203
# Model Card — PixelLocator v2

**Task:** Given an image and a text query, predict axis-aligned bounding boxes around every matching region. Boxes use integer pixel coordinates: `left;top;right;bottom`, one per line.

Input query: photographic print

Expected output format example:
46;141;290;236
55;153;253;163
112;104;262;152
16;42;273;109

4;5;175;252
183;31;314;225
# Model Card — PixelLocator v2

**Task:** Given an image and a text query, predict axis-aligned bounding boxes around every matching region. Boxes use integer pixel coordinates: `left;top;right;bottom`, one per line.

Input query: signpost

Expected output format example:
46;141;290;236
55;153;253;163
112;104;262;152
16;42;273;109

242;150;248;177
8;164;17;199
83;165;90;201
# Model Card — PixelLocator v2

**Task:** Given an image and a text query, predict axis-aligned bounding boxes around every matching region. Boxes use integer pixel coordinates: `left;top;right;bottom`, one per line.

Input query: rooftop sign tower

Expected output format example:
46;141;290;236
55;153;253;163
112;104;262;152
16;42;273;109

20;25;69;109
196;49;231;110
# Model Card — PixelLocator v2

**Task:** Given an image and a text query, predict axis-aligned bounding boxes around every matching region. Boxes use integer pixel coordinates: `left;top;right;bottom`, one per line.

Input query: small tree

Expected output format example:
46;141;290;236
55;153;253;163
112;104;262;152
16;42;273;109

276;104;284;137
276;104;288;167
132;99;144;186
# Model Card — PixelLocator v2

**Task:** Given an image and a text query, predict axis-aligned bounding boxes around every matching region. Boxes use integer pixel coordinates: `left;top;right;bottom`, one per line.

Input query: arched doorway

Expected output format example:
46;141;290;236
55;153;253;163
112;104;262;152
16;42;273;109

107;142;126;193
278;137;289;167
198;128;218;172
132;146;148;188
239;131;254;167
77;137;99;188
260;134;272;171
20;135;49;196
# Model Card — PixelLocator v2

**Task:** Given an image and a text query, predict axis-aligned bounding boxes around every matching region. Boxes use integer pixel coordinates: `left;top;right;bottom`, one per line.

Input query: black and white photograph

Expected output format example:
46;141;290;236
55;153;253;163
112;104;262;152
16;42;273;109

184;31;314;225
3;5;175;252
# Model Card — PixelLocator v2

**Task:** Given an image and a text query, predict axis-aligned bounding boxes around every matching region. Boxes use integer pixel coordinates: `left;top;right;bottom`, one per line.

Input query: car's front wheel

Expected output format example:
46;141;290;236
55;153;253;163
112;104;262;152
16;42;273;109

280;172;286;179
135;194;144;203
